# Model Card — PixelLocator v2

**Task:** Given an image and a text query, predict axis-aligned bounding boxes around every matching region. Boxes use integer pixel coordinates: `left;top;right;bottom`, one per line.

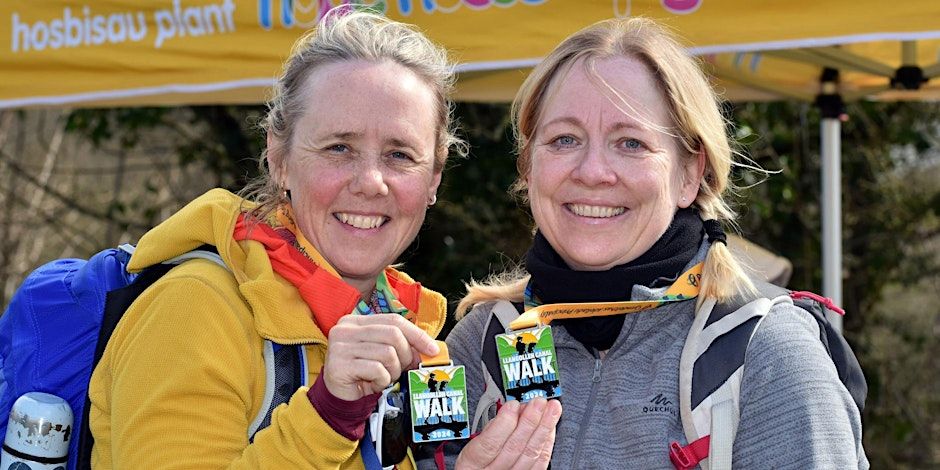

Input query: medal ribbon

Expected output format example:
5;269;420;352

509;263;703;331
419;341;452;367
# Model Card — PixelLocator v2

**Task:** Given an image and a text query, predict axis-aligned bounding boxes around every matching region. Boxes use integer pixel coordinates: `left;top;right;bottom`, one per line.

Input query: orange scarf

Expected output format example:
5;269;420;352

232;205;421;336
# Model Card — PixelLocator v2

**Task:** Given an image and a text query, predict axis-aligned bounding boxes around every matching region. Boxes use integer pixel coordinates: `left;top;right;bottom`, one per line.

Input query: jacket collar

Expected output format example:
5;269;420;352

129;189;446;344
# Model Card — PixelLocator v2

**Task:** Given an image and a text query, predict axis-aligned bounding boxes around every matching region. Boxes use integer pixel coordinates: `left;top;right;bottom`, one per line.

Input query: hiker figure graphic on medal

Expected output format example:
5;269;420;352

408;366;470;443
496;327;562;402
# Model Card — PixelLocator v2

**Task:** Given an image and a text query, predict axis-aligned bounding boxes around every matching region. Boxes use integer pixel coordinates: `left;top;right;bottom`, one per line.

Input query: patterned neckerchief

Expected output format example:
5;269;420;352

232;204;413;336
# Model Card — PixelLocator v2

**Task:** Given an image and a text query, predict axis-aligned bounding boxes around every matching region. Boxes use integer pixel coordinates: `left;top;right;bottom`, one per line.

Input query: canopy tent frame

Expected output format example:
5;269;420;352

712;41;940;331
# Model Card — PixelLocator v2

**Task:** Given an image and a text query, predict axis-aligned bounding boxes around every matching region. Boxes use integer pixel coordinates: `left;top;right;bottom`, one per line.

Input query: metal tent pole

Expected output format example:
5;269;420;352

815;68;845;333
821;118;843;332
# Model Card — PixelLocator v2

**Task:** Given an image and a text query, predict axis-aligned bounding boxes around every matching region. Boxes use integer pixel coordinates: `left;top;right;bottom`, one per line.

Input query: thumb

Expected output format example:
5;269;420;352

395;318;440;357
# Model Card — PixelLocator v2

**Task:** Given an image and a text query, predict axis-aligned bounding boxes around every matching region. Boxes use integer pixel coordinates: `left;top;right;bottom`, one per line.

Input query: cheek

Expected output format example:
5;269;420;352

393;174;435;216
288;167;340;218
527;154;562;196
638;158;682;203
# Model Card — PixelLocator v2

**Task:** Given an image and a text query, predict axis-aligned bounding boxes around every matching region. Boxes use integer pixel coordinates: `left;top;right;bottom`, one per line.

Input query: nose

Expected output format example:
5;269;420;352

349;159;389;198
572;143;618;186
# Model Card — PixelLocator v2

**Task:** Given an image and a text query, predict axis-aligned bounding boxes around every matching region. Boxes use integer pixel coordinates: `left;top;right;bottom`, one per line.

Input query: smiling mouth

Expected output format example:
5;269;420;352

566;204;626;218
334;213;388;229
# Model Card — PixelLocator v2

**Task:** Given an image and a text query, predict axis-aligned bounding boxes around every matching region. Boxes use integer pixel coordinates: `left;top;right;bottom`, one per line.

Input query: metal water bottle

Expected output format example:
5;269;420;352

1;392;73;470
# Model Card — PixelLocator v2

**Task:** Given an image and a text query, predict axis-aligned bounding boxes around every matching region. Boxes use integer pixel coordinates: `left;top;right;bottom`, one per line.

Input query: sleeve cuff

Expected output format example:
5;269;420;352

307;370;380;441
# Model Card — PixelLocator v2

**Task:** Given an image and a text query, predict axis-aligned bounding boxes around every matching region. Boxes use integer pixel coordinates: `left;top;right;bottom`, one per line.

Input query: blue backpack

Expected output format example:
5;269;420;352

0;245;306;469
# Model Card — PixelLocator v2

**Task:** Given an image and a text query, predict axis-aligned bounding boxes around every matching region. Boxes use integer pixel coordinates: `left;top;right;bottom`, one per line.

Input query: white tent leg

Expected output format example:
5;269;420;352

821;118;843;333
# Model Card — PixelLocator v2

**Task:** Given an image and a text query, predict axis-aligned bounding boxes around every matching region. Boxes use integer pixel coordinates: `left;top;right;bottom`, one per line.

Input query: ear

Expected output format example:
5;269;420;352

266;132;288;189
429;168;443;200
679;148;706;208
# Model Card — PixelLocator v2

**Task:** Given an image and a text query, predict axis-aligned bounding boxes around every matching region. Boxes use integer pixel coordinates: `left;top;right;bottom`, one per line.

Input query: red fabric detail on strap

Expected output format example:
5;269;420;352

790;291;845;316
434;442;446;470
670;435;710;470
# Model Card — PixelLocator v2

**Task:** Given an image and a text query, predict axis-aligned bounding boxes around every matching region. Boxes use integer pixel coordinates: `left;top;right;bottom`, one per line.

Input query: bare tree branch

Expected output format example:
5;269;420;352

0;148;150;230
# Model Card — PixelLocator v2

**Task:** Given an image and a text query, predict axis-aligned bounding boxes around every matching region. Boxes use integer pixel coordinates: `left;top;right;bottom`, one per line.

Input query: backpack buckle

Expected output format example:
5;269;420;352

669;441;696;470
790;291;845;316
669;435;710;470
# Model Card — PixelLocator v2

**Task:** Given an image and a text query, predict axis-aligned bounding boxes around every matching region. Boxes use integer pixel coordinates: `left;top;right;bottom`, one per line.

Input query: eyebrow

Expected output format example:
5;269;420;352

326;131;362;140
388;137;420;151
608;121;650;133
308;132;426;156
539;116;650;133
539;116;581;129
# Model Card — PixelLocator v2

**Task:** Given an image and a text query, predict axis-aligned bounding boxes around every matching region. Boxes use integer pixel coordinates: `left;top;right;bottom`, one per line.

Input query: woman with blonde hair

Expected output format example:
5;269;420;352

87;10;557;469
420;17;867;469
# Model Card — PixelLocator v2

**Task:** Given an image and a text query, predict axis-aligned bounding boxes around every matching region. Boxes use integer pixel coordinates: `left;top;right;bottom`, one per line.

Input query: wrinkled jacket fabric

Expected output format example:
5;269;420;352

89;188;446;469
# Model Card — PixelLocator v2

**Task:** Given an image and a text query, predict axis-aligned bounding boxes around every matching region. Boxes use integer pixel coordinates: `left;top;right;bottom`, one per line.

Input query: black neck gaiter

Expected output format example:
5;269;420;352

524;208;704;351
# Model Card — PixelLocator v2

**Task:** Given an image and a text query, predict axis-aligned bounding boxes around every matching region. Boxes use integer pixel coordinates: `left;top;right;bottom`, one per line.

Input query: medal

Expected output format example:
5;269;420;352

408;341;470;443
495;325;562;402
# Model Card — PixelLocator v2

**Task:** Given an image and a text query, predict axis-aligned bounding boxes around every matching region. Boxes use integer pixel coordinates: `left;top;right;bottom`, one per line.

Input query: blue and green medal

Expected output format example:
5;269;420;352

408;341;470;443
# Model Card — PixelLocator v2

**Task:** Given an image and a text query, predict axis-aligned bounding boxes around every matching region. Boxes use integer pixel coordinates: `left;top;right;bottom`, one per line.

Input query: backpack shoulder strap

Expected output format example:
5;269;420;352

248;341;307;442
481;300;520;391
76;257;181;469
674;285;790;470
165;246;309;442
788;292;866;412
76;246;305;466
471;300;520;435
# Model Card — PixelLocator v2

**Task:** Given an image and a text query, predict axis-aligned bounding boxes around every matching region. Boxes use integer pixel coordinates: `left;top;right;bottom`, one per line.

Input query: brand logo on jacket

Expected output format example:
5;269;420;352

642;393;678;418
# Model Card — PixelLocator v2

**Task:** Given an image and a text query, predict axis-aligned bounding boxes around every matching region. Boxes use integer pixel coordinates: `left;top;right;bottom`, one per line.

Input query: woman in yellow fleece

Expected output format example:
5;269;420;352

87;10;561;470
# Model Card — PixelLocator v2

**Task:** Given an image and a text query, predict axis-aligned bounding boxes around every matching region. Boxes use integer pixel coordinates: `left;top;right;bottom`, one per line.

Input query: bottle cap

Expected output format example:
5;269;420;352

3;392;73;460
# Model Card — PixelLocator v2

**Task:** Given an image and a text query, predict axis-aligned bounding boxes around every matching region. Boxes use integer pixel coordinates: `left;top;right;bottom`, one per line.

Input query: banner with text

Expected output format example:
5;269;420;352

3;0;940;107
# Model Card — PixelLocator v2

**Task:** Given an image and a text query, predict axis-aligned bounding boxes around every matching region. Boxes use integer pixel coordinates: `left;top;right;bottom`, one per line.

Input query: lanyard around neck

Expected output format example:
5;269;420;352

509;263;703;331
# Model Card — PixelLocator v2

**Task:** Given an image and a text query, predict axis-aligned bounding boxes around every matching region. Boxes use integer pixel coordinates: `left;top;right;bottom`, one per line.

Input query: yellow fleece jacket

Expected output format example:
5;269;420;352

88;188;447;469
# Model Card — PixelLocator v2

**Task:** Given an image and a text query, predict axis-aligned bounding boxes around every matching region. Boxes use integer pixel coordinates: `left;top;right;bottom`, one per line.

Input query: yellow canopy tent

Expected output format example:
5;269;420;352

4;0;939;329
4;1;940;107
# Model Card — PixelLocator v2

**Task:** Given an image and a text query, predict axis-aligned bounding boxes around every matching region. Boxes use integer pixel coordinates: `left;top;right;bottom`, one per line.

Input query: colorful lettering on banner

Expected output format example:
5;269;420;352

256;0;546;28
495;326;562;402
154;0;237;48
10;1;237;53
258;0;349;30
408;365;470;443
613;0;703;18
661;0;702;14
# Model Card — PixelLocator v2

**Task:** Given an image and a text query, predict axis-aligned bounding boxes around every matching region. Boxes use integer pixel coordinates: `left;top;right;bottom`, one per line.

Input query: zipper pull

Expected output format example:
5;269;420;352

592;358;602;383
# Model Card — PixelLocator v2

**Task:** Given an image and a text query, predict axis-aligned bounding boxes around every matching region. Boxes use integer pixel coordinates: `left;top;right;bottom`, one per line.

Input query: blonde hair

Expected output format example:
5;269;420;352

240;10;466;221
458;17;754;317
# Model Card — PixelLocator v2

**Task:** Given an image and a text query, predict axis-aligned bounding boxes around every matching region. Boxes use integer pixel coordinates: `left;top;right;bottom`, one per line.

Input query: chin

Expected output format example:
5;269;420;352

333;256;385;277
566;255;619;271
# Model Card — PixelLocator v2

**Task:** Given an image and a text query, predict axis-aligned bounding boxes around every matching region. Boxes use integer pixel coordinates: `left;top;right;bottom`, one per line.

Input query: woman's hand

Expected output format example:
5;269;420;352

455;398;562;470
323;314;440;401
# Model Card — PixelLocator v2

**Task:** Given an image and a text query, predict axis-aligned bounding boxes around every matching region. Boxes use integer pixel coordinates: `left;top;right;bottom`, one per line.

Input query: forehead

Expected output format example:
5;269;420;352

539;56;673;130
296;59;437;134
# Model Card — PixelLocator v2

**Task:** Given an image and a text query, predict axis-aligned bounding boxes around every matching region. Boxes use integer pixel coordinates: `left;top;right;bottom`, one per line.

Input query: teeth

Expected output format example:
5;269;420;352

567;204;626;218
336;213;386;229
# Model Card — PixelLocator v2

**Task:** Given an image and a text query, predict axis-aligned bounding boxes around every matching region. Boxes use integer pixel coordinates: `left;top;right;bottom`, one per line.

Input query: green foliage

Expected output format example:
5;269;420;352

66;108;169;148
65;106;266;189
730;101;939;468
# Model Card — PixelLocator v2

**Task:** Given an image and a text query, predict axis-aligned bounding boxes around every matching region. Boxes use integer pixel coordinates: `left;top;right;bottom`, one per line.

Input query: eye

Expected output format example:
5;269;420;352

325;144;349;153
551;135;578;148
389;150;414;161
620;138;646;152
